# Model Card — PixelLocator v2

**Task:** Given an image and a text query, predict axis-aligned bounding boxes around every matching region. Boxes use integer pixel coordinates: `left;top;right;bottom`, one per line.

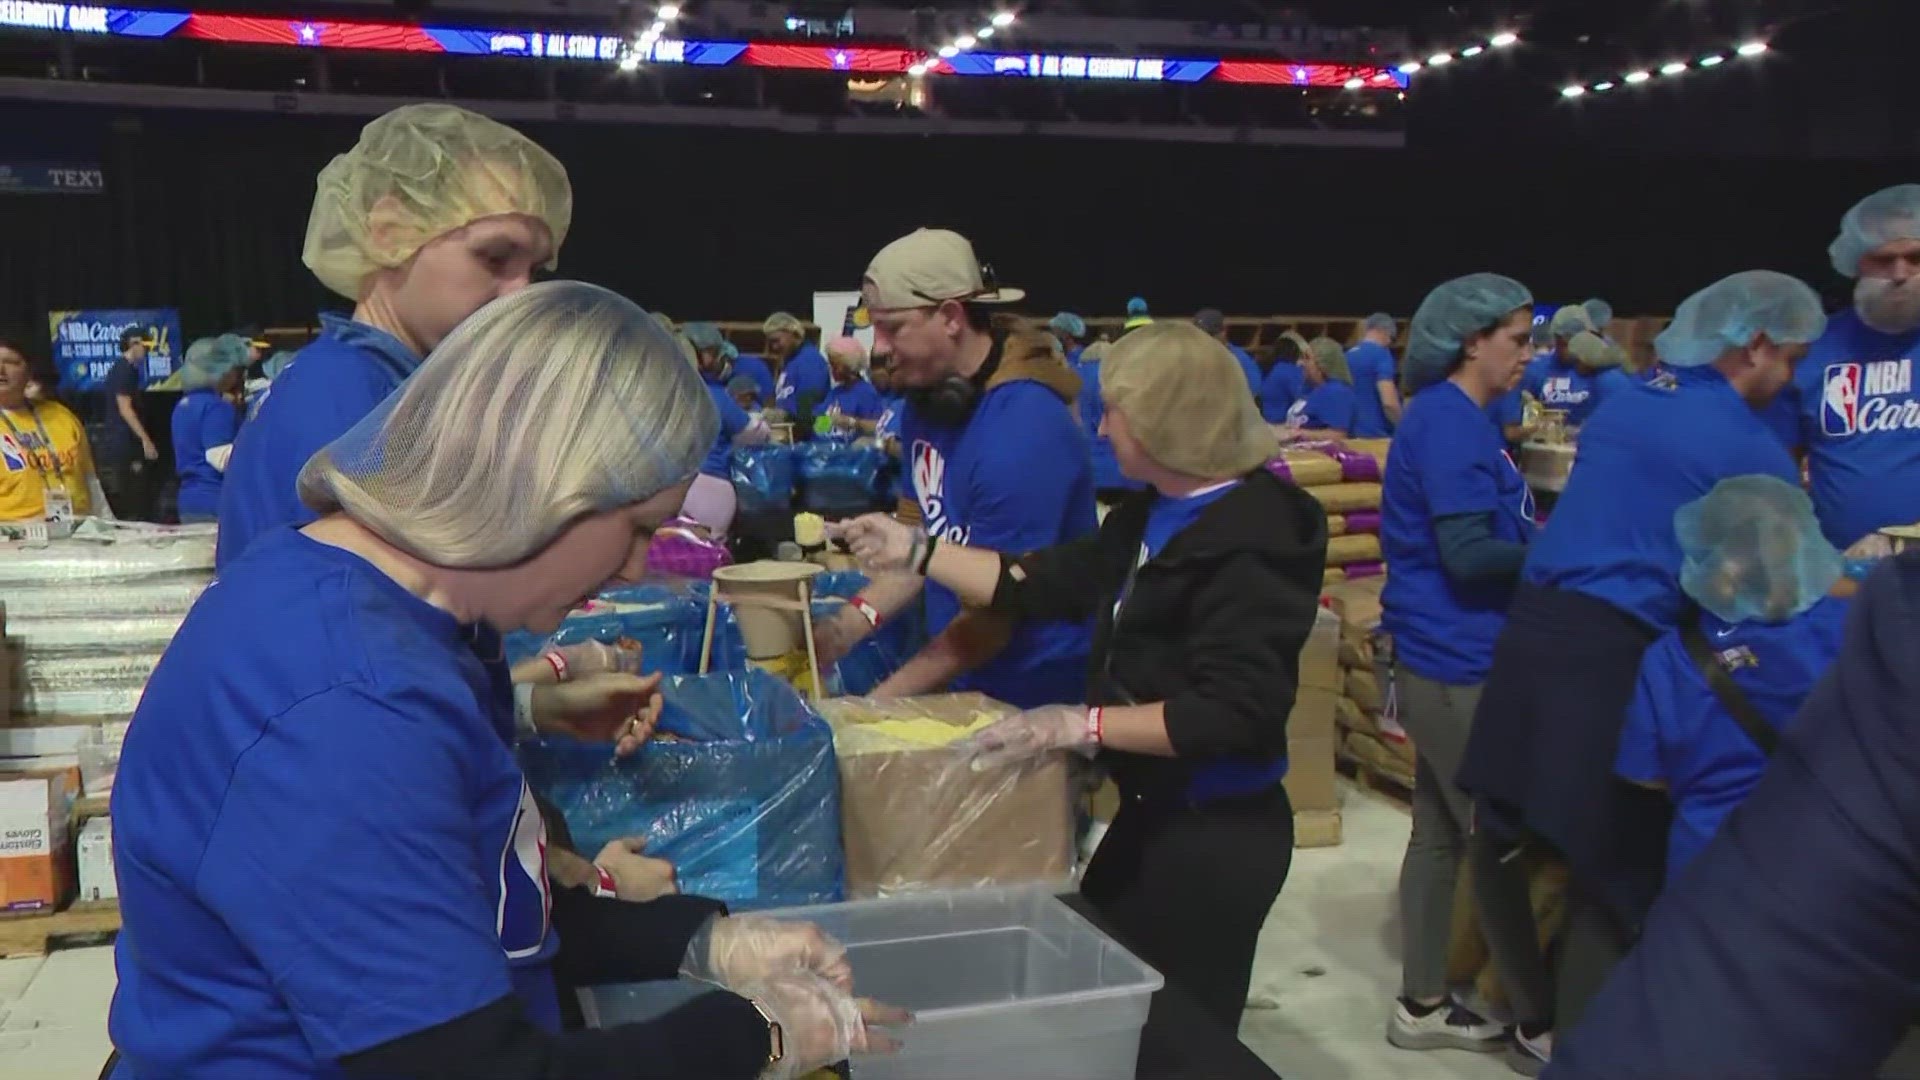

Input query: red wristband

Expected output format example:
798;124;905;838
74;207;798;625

544;650;571;683
1087;706;1104;746
592;865;618;899
849;595;882;628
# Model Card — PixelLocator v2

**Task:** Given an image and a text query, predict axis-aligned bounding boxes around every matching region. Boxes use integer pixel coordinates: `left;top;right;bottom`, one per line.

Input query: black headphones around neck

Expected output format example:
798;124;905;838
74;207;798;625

904;336;1003;427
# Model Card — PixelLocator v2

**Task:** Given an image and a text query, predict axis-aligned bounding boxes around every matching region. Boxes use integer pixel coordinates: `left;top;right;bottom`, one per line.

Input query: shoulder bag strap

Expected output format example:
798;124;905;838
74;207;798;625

1679;623;1779;756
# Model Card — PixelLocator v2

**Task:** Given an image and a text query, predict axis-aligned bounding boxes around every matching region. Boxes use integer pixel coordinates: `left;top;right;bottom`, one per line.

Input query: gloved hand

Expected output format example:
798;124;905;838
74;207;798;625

558;639;644;678
739;973;909;1079
1845;533;1895;561
827;515;925;573
959;704;1097;771
682;915;854;992
592;837;678;902
811;603;873;669
531;672;662;758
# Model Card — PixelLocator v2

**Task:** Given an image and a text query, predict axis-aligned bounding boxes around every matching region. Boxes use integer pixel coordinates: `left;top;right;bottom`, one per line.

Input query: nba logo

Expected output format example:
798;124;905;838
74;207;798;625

0;433;23;473
1822;363;1862;436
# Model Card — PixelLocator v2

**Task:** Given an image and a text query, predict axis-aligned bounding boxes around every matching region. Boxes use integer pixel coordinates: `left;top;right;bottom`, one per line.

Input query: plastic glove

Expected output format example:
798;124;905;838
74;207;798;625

739;973;910;1079
531;672;662;758
827;514;925;573
959;704;1095;771
682;915;854;992
1845;533;1896;561
592;837;678;902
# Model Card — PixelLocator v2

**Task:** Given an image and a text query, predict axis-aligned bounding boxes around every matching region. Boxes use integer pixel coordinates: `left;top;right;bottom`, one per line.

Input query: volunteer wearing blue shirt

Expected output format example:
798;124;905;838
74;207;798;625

1075;340;1145;500
686;324;776;407
1774;185;1920;555
1460;271;1827;1062
832;320;1326;1055
821;336;887;435
765;311;831;425
1048;311;1088;366
1378;275;1549;1063
1260;336;1306;423
1279;337;1357;438
1520;306;1599;423
1195;308;1263;395
169;336;247;524
1347;312;1403;437
108;283;898;1080
1614;476;1847;880
217;103;573;568
1555;331;1636;427
814;229;1094;711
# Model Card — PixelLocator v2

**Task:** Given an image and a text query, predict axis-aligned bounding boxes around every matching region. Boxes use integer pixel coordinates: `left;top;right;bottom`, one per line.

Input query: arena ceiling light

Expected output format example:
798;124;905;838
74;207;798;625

1659;60;1688;75
658;4;680;19
1737;40;1768;56
1560;84;1585;97
1559;37;1769;102
1393;31;1517;81
992;12;1016;28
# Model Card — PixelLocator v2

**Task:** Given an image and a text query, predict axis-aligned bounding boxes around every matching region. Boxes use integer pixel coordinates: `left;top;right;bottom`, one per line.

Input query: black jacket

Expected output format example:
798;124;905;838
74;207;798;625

992;468;1329;804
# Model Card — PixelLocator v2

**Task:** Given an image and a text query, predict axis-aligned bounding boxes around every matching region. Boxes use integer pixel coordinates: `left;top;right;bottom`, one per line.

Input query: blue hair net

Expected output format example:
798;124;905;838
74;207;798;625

720;341;739;362
1126;297;1149;317
1653;270;1826;369
1362;312;1396;335
1049;311;1087;339
262;350;296;380
1549;305;1594;339
178;334;251;391
1829;184;1920;279
1404;273;1534;394
1582;298;1614;330
1677;475;1842;625
684;322;726;352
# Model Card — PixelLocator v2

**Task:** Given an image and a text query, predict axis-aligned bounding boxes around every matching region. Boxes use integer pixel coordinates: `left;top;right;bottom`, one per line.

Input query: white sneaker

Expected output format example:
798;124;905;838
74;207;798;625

1506;1029;1552;1076
1387;998;1507;1053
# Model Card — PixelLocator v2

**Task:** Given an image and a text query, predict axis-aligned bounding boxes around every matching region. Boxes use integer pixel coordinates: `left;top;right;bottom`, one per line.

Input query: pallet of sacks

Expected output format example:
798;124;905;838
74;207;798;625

1266;444;1385;583
1322;576;1415;792
1285;606;1344;847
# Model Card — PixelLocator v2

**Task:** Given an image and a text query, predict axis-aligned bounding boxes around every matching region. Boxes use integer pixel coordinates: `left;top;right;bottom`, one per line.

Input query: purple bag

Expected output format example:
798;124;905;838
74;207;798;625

643;518;733;581
1340;561;1386;580
1343;510;1383;535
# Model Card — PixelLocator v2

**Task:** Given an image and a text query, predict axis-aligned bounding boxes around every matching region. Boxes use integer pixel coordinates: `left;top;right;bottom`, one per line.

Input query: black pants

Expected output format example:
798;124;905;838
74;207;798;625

100;456;157;522
1081;785;1294;1033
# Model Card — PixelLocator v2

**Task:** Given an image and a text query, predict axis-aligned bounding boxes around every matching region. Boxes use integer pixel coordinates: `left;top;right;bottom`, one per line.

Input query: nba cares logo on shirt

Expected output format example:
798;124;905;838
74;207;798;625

497;782;552;960
0;433;23;473
911;440;970;543
1823;359;1918;437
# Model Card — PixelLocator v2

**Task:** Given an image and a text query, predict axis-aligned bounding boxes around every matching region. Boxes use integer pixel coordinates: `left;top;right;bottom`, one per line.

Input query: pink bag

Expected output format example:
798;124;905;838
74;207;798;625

642;517;733;580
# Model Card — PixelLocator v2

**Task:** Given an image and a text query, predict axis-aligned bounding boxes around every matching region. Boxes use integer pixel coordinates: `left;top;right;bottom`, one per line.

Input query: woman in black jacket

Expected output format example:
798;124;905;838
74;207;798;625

833;320;1328;1038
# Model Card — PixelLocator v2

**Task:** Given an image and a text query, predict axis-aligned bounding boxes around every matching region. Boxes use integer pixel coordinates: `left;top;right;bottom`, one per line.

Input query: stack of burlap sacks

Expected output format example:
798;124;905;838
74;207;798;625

1323;571;1413;791
1268;438;1392;584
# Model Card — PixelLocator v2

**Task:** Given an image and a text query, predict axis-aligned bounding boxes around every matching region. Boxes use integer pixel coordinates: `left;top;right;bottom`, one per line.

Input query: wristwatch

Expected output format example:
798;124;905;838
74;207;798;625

746;996;785;1073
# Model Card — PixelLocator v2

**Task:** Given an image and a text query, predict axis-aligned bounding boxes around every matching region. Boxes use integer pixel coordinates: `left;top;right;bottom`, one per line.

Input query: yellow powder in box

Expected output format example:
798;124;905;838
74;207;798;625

852;712;996;749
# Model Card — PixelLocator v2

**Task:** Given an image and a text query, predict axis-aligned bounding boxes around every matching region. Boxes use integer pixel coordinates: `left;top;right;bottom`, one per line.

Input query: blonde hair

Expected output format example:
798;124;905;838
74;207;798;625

1102;322;1278;479
298;281;717;568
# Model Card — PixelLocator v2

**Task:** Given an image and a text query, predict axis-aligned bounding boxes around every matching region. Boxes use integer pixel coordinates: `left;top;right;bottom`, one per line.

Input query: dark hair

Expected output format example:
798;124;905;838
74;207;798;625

119;327;146;352
1268;337;1302;364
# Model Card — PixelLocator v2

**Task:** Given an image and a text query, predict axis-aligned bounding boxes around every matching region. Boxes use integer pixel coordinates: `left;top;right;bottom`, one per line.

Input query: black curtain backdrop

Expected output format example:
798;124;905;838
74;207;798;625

1;100;1914;351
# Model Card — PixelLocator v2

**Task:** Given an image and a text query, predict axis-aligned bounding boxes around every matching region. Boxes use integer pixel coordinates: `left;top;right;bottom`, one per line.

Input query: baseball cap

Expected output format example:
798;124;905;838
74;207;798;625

862;228;1025;312
1193;308;1226;335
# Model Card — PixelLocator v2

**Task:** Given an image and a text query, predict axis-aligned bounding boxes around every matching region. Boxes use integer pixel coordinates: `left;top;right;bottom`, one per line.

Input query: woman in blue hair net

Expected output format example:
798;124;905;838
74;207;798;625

1048;311;1088;364
171;335;250;523
1378;274;1549;1063
1457;270;1825;1074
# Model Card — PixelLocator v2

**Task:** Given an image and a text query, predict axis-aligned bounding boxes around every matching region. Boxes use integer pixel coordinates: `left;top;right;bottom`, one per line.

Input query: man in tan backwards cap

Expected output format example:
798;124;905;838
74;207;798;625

812;227;1098;709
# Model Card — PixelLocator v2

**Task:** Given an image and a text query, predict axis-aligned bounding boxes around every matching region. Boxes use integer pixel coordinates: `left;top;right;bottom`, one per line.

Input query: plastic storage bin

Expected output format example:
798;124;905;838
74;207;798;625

583;885;1161;1080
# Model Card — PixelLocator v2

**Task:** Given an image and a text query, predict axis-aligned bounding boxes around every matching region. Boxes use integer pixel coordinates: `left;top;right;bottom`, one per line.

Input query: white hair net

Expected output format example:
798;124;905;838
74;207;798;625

1582;298;1615;330
1677;475;1842;624
303;103;573;300
684;322;726;352
1404;273;1534;393
1549;305;1594;339
1829;184;1920;279
178;334;250;392
1101;322;1277;477
1654;270;1826;369
298;281;717;568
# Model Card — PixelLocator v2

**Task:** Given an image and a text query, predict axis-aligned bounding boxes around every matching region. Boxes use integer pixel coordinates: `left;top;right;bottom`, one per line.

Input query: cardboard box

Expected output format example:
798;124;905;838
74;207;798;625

1283;733;1338;812
821;694;1074;898
1297;608;1342;693
1294;808;1342;848
0;765;79;914
76;816;115;903
1288;687;1339;743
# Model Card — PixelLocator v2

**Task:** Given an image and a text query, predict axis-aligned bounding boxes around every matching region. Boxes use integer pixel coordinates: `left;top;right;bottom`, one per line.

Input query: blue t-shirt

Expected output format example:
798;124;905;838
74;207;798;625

1523;353;1597;422
1584;368;1637;426
1075;358;1142;493
1487;387;1525;440
1778;309;1920;550
1523;367;1800;630
99;358;144;464
109;529;559;1079
1347;342;1399;437
903;376;1096;708
877;395;907;499
1287;379;1357;433
171;389;240;518
702;382;753;479
733;355;776;405
1615;597;1848;877
773;343;831;416
822;378;885;423
217;314;420;568
1227;345;1263;397
1260;362;1305;424
1381;382;1537;685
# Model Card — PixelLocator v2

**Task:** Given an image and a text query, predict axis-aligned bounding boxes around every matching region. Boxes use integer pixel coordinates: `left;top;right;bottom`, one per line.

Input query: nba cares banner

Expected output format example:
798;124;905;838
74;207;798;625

47;308;182;392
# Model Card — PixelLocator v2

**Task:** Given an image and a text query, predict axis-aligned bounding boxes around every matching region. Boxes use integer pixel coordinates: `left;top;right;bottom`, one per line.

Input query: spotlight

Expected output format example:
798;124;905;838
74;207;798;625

977;26;994;39
1427;52;1452;66
1624;70;1650;83
1699;54;1725;67
1343;77;1364;89
938;45;958;58
1489;32;1518;48
1561;84;1585;98
991;11;1015;28
1737;41;1768;56
1397;61;1422;74
1593;81;1615;91
619;53;640;71
658;3;679;19
1460;45;1484;58
955;34;976;50
1660;61;1687;75
908;63;927;77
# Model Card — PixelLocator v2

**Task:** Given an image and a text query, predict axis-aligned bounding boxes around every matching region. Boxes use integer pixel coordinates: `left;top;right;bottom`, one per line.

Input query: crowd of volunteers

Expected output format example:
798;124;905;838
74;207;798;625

5;97;1910;1080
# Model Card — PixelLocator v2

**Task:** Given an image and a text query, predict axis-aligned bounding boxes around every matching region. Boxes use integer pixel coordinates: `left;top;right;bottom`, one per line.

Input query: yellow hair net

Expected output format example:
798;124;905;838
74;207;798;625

1308;337;1352;384
1101;322;1278;478
303;103;573;300
1567;331;1620;369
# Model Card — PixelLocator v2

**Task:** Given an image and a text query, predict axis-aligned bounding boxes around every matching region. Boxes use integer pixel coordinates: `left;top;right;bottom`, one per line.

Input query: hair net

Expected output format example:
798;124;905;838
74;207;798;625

672;332;698;369
262;350;296;380
720;341;739;362
1307;337;1352;385
1829;184;1920;279
178;334;251;392
1193;308;1226;335
1404;273;1534;393
1582;298;1614;331
298;280;717;569
1549;305;1594;339
1567;331;1621;370
650;312;676;334
1363;312;1397;335
684;322;725;353
825;335;868;373
726;375;759;398
1049;311;1086;339
303;103;572;301
1654;270;1826;369
763;312;805;337
1101;322;1277;478
1126;297;1149;317
1677;475;1842;624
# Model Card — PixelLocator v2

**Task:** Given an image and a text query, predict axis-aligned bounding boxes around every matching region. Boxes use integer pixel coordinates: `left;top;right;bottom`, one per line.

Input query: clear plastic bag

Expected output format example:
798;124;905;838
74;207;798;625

795;441;889;515
519;669;846;911
818;694;1076;899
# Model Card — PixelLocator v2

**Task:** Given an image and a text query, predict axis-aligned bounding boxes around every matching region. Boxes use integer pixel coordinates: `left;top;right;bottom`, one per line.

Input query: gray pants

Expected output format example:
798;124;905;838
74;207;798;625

1396;669;1548;1020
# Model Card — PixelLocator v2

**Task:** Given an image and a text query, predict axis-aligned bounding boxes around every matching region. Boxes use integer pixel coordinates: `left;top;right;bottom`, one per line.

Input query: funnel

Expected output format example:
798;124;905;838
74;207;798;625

711;561;824;659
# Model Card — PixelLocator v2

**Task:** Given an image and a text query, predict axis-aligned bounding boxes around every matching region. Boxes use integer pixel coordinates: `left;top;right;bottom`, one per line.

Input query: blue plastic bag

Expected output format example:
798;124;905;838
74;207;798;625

731;445;796;518
795;441;888;515
519;669;846;910
503;584;743;675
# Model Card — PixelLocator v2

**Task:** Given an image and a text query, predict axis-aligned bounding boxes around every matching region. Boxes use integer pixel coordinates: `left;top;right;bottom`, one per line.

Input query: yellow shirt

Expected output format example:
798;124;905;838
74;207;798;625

0;401;94;521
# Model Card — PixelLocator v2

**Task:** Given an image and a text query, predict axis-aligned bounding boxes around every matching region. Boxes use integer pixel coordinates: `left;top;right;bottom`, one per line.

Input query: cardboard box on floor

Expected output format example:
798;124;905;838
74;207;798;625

0;764;79;914
820;694;1074;898
1298;608;1342;693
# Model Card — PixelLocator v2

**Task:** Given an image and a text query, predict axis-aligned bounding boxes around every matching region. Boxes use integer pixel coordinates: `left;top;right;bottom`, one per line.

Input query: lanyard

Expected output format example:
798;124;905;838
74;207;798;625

0;406;65;485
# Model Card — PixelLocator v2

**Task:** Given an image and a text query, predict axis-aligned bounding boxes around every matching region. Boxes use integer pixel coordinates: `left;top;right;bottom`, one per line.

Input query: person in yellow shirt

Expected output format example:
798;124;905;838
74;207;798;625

0;338;103;522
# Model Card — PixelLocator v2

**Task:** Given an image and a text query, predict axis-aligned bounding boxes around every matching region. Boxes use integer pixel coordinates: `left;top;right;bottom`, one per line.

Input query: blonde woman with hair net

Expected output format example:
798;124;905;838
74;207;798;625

831;320;1328;1057
105;282;905;1080
170;335;249;523
763;311;830;423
